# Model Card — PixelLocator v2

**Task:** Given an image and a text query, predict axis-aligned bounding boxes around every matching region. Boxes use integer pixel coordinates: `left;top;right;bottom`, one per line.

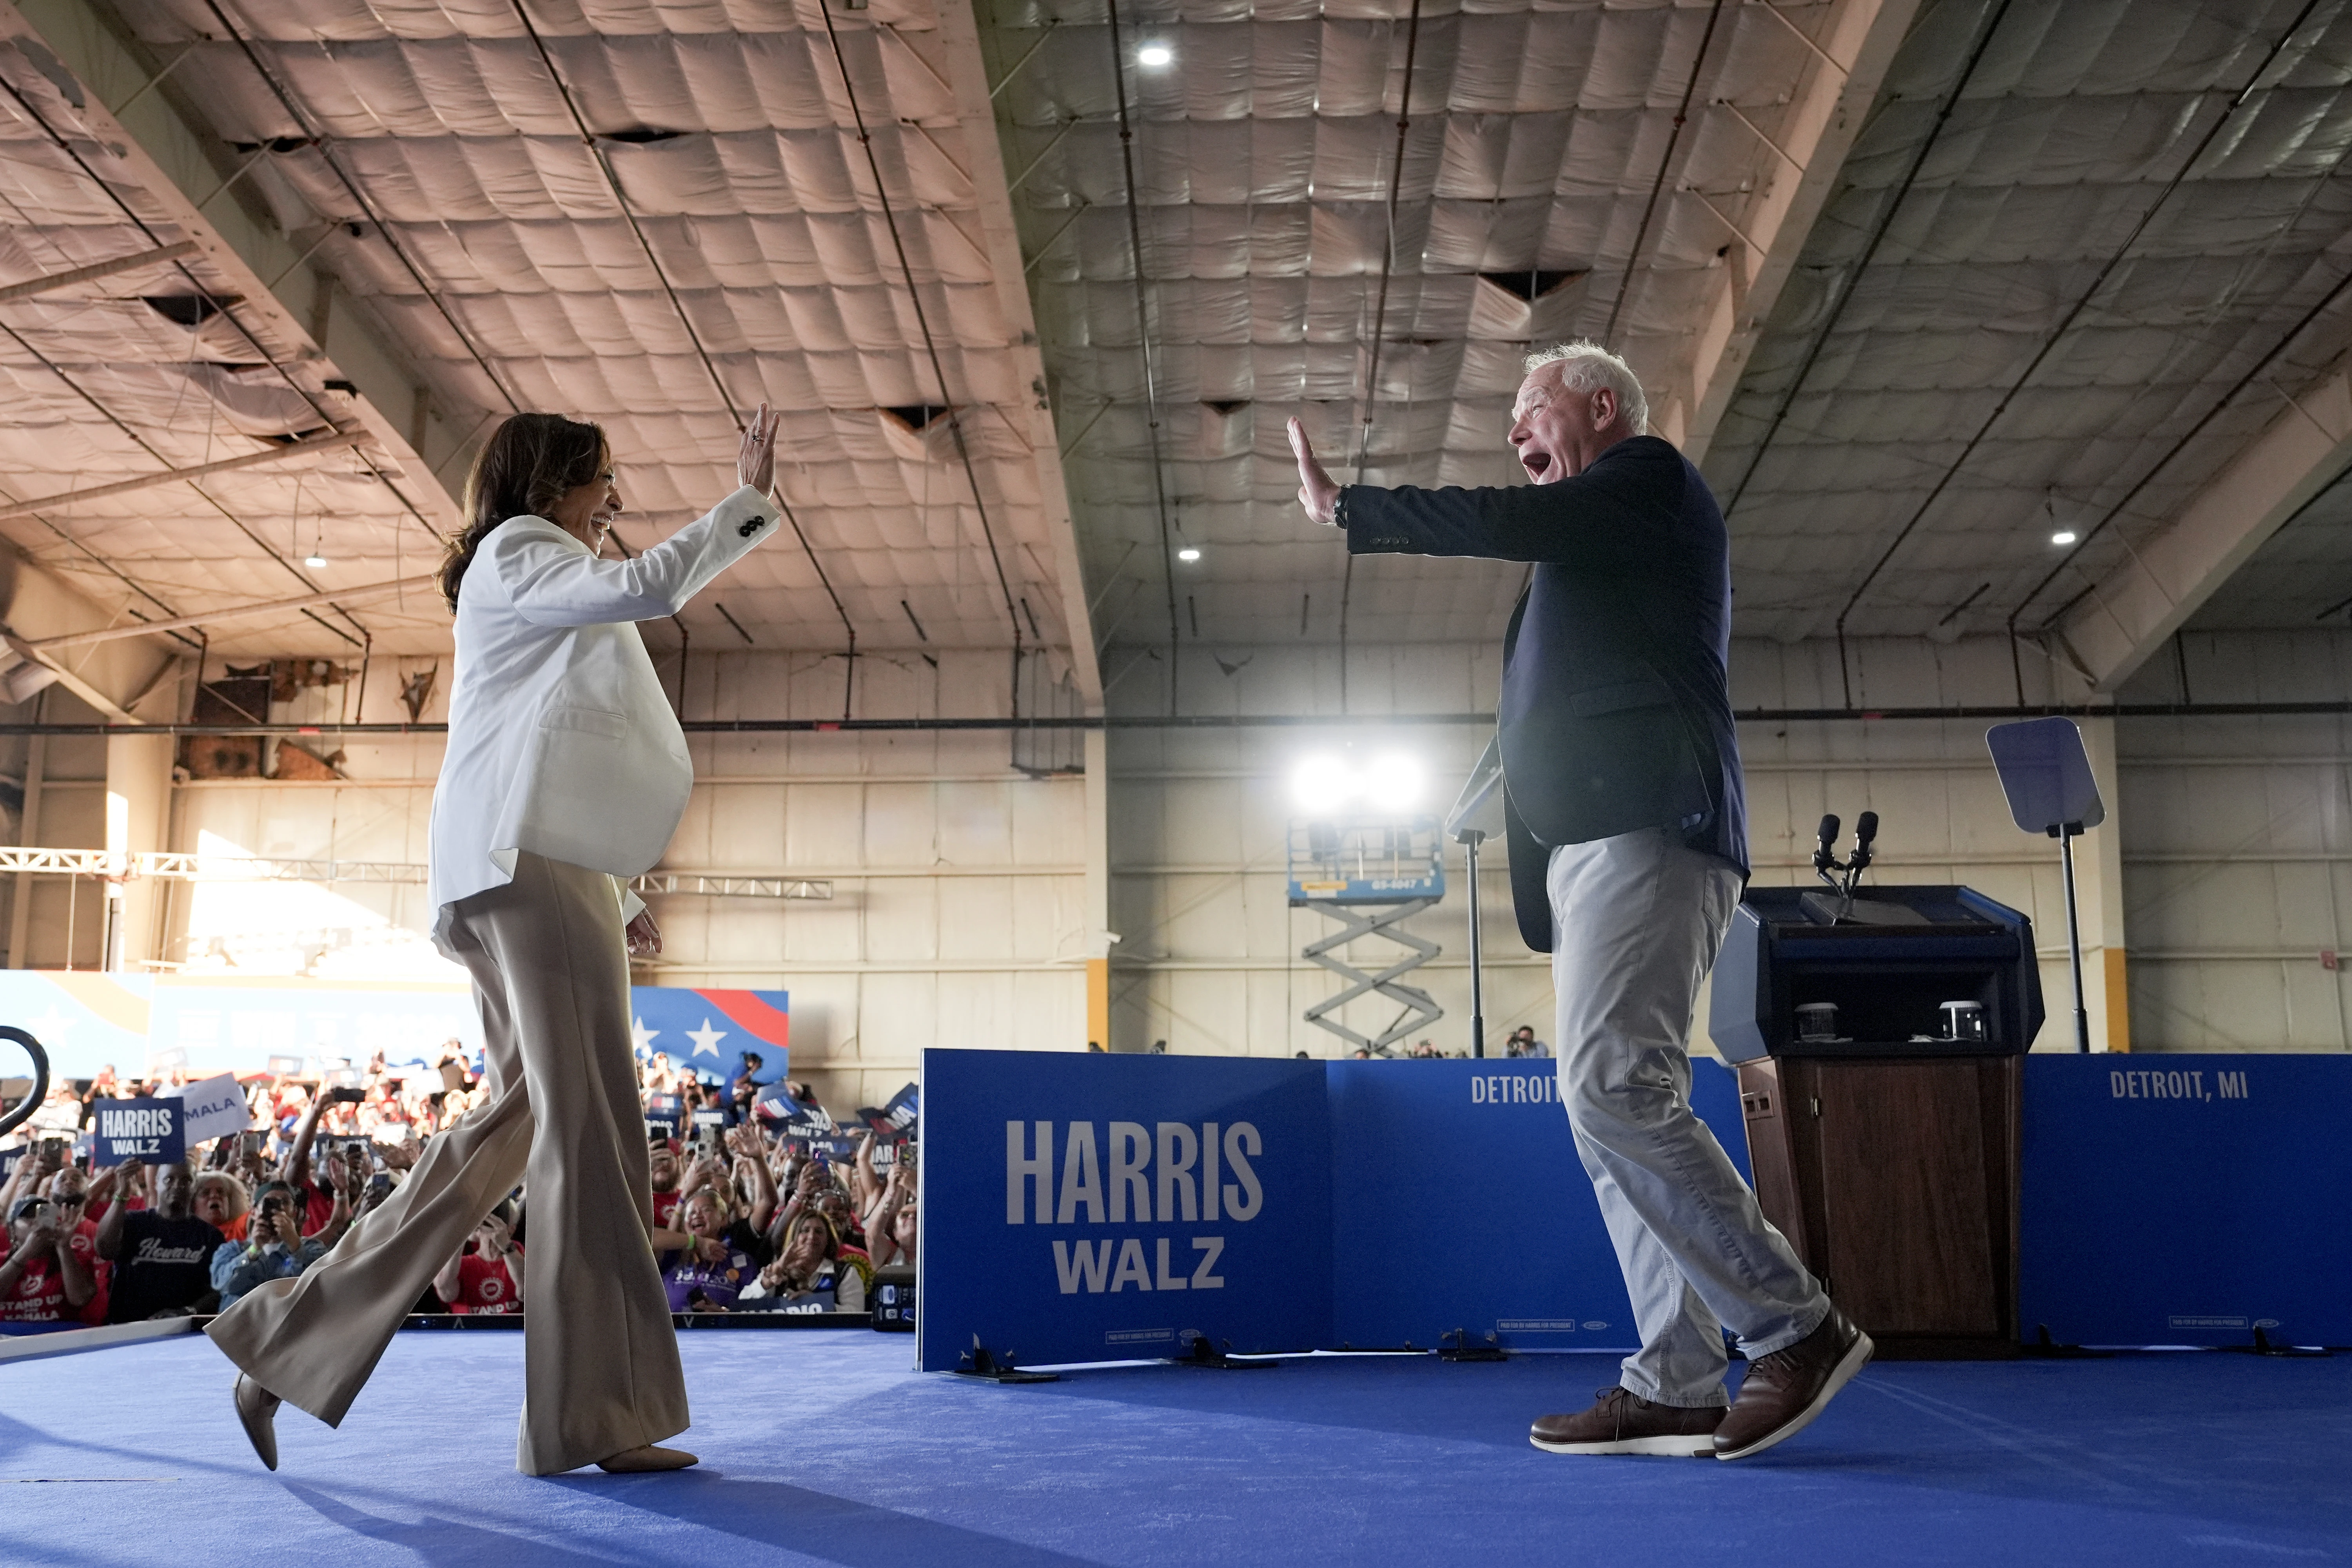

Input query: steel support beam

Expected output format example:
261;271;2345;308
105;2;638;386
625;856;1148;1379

0;430;364;522
27;572;434;650
1676;0;1924;461
935;0;1101;706
2058;363;2352;691
0;0;466;533
0;238;195;302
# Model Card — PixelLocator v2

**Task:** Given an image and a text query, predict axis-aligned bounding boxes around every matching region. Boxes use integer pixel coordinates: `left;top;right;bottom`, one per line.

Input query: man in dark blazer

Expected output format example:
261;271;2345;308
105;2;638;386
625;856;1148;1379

1288;342;1869;1462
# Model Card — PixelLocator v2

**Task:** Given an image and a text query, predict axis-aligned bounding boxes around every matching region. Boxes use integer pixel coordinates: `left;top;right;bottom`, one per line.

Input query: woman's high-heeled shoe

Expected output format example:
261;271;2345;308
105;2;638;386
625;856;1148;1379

233;1374;282;1471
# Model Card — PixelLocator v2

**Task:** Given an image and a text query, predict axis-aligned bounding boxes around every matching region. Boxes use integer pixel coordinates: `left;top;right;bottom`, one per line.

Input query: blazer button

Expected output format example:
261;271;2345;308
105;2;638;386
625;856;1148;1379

738;517;765;538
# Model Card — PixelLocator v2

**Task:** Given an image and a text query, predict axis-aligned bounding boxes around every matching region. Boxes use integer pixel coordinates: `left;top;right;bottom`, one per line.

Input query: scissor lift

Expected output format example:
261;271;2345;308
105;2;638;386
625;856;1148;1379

1288;816;1445;1055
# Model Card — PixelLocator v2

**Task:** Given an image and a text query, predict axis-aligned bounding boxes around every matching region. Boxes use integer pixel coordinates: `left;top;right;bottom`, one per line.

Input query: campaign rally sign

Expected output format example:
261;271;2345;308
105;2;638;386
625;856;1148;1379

1327;1058;1748;1352
920;1049;1333;1372
164;1073;252;1145
2020;1053;2352;1348
859;1082;919;1142
93;1098;184;1166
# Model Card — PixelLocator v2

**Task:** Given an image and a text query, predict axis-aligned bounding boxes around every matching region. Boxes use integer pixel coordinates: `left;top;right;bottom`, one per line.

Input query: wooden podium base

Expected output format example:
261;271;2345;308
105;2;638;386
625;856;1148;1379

1737;1054;2022;1359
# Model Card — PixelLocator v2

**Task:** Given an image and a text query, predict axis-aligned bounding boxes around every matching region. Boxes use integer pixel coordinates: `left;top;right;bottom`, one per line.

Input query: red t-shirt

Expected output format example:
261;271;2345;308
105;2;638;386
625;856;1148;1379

299;1181;336;1238
651;1189;681;1229
66;1218;107;1327
1;1254;69;1323
450;1249;522;1314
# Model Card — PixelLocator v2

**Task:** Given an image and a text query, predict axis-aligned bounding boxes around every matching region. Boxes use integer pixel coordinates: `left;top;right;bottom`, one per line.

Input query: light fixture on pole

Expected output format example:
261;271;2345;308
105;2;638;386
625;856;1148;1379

1444;738;1506;1059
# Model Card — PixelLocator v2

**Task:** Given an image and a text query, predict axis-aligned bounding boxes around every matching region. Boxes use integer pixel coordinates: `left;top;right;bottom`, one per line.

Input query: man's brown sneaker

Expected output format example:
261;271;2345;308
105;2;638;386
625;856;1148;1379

1530;1387;1725;1457
1714;1305;1873;1461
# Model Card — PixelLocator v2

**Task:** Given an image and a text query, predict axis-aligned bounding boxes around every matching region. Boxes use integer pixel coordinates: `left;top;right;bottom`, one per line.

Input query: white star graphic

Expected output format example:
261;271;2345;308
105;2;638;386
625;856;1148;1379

631;1016;660;1057
686;1019;727;1058
26;1005;76;1044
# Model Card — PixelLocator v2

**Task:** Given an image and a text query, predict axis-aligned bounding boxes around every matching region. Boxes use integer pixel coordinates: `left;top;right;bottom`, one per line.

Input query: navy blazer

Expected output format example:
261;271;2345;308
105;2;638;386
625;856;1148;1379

1340;434;1747;952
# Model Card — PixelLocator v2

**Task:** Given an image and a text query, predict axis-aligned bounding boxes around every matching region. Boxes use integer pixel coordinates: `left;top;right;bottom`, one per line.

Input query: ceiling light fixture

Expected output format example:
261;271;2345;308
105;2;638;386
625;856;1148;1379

304;551;327;568
1177;546;1201;562
2051;530;2077;546
1137;42;1173;67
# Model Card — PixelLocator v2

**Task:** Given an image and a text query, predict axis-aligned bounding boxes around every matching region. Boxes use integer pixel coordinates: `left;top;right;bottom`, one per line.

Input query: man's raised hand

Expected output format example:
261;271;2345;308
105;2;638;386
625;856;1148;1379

1288;417;1339;527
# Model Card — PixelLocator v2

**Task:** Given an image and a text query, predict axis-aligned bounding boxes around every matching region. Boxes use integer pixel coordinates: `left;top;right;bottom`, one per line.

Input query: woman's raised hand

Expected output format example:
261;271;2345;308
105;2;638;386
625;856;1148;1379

738;401;779;495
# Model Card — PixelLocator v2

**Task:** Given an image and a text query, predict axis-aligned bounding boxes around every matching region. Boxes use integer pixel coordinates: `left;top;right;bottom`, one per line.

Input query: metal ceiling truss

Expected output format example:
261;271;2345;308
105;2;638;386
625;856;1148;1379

0;0;460;666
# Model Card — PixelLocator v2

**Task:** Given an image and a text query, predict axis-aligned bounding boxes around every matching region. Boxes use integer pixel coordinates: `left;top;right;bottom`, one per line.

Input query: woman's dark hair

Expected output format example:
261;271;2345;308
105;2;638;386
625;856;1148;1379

438;412;609;611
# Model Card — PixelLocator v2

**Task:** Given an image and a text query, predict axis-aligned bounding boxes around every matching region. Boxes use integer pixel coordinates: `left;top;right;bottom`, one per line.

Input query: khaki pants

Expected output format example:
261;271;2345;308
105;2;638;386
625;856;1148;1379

207;851;688;1474
1548;829;1826;1407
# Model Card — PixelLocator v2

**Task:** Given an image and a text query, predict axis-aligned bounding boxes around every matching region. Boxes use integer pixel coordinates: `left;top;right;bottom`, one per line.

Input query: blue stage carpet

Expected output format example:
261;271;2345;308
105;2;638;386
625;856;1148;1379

1;1330;2344;1566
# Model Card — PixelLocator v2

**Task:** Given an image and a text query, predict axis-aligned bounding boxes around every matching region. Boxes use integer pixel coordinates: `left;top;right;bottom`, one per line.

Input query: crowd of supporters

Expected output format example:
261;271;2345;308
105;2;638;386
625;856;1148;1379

0;1047;916;1329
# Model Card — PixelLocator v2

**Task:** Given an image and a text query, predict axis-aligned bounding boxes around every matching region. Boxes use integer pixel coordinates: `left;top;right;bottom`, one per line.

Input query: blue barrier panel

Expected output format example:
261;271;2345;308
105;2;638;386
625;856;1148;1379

2020;1054;2352;1348
919;1049;1333;1372
1329;1058;1750;1353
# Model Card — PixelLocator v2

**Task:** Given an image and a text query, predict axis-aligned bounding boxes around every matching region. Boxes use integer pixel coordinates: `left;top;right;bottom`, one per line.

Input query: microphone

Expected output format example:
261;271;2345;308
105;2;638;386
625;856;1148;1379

1812;814;1840;877
1849;811;1877;877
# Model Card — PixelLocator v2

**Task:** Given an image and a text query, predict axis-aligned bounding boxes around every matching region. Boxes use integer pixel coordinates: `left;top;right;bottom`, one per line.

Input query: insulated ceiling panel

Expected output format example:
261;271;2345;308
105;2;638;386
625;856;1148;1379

0;58;449;659
1;0;1078;665
986;0;2352;661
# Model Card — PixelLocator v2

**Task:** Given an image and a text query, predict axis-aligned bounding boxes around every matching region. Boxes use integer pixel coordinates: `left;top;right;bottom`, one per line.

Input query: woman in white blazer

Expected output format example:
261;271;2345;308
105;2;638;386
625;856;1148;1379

211;405;782;1476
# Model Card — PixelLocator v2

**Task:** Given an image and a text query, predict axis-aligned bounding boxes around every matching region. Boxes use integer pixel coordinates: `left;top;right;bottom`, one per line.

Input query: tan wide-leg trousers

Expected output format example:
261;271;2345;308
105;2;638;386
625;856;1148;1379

207;851;688;1475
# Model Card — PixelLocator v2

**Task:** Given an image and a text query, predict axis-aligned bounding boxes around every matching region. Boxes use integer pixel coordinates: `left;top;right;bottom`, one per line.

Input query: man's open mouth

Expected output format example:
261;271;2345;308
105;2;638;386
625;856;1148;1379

1522;450;1553;480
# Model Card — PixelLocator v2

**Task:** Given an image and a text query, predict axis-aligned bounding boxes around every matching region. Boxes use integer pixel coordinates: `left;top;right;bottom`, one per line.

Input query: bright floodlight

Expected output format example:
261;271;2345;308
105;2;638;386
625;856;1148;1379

2051;530;2077;546
1137;42;1173;67
1363;753;1422;813
304;552;327;568
1291;754;1353;812
1177;546;1201;562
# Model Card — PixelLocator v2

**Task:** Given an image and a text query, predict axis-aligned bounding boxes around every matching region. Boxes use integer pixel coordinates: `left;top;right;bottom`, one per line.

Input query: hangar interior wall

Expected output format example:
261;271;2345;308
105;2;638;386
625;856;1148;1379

0;634;2348;1067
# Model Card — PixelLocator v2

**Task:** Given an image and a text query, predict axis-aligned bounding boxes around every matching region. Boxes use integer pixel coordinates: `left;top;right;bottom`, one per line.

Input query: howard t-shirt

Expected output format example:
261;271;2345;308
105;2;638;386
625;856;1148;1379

107;1212;224;1323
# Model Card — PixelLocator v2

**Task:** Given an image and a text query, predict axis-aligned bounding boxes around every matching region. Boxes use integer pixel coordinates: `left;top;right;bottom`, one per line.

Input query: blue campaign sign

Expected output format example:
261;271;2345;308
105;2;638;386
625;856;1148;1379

920;1049;1332;1372
1329;1058;1750;1352
91;1097;184;1167
2020;1054;2352;1348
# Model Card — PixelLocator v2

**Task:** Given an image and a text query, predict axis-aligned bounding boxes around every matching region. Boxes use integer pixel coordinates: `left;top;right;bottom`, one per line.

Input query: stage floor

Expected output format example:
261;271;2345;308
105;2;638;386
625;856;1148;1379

2;1329;2345;1566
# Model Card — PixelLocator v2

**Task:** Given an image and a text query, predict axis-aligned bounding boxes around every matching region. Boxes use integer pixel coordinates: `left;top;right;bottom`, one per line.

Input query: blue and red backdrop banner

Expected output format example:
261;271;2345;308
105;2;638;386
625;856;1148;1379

628;987;788;1080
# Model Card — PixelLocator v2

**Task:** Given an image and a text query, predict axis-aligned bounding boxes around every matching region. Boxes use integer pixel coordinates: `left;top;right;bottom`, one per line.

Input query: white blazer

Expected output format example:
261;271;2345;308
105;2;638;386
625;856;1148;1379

427;485;781;948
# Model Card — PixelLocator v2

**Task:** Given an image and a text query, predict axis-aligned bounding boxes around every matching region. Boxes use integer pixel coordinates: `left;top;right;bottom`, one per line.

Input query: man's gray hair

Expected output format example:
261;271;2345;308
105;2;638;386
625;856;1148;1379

1524;341;1649;436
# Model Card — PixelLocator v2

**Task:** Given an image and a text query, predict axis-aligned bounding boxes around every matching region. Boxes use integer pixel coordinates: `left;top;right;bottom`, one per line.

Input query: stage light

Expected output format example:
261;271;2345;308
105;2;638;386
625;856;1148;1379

1177;546;1200;562
1362;753;1423;812
1290;754;1353;812
305;551;328;568
2050;530;2077;546
1137;42;1173;67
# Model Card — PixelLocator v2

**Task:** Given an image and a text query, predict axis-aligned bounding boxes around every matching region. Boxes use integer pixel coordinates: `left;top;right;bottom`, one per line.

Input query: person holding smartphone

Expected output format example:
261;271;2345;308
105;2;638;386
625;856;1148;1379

213;1183;326;1312
211;405;784;1477
0;1196;95;1322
